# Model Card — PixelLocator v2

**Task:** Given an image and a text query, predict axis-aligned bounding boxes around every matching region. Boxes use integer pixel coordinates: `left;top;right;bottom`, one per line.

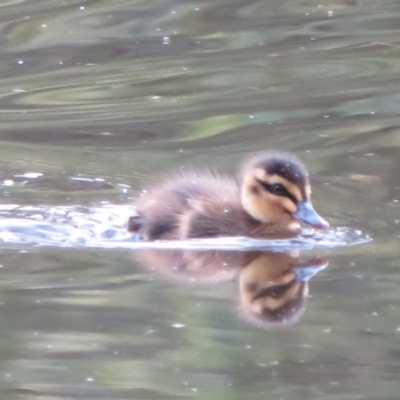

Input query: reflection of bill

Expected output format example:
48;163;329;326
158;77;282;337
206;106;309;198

134;250;328;329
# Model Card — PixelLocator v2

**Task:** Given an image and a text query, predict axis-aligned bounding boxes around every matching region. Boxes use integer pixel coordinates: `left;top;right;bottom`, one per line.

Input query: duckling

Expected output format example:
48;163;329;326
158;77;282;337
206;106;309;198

129;151;329;240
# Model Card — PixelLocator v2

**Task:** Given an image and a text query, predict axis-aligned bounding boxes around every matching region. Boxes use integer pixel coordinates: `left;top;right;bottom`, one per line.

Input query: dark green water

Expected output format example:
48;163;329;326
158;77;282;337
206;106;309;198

0;0;399;399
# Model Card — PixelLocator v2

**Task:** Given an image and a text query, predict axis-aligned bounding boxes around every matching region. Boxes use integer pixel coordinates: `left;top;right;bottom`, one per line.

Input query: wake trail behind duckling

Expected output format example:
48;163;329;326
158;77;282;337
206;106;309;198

0;204;371;251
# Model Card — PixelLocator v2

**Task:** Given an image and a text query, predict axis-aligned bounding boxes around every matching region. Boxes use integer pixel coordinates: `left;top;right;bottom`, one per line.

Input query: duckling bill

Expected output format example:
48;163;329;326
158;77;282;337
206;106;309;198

129;152;329;240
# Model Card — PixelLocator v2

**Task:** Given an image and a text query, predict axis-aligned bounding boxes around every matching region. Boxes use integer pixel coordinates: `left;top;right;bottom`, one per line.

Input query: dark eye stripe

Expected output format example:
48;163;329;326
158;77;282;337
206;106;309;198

255;178;298;204
253;278;296;300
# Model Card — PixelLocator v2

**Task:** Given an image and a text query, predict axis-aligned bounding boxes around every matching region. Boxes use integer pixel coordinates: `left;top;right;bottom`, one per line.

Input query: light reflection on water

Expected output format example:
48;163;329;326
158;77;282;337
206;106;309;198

0;0;399;399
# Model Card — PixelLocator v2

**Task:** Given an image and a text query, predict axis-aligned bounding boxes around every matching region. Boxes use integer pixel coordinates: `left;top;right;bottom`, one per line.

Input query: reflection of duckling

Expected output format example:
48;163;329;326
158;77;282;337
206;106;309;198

239;253;327;329
129;152;329;240
134;250;251;284
133;248;328;329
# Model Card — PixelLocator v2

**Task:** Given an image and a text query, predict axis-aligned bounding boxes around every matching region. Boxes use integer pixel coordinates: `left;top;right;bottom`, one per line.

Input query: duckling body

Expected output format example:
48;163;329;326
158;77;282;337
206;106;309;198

131;172;267;240
129;152;328;240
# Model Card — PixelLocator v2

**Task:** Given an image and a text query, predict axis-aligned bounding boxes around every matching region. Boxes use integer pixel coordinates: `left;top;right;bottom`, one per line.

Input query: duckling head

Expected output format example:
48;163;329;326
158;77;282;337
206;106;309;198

240;152;329;231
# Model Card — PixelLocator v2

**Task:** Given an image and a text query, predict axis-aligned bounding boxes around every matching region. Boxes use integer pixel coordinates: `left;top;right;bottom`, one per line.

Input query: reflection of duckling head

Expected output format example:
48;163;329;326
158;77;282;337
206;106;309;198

239;252;327;329
241;152;329;233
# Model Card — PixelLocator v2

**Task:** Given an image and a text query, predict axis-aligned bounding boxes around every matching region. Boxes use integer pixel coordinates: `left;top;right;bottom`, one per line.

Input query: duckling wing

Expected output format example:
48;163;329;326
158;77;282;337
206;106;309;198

135;172;242;240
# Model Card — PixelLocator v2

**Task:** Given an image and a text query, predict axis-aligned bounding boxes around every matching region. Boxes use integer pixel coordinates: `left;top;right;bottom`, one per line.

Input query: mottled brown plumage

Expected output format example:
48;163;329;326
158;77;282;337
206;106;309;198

129;152;328;240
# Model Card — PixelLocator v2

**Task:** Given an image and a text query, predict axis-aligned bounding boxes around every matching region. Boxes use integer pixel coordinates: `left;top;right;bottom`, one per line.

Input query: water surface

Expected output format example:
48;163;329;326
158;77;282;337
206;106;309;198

0;0;399;399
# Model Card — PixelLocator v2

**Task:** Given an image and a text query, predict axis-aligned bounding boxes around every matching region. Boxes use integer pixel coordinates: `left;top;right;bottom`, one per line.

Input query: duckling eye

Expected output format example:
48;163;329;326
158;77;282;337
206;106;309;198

268;183;288;197
255;178;296;202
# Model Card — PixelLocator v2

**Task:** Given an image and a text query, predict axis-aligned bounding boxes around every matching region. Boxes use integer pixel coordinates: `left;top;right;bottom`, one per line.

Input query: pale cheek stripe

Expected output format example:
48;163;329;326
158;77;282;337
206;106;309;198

282;198;296;213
